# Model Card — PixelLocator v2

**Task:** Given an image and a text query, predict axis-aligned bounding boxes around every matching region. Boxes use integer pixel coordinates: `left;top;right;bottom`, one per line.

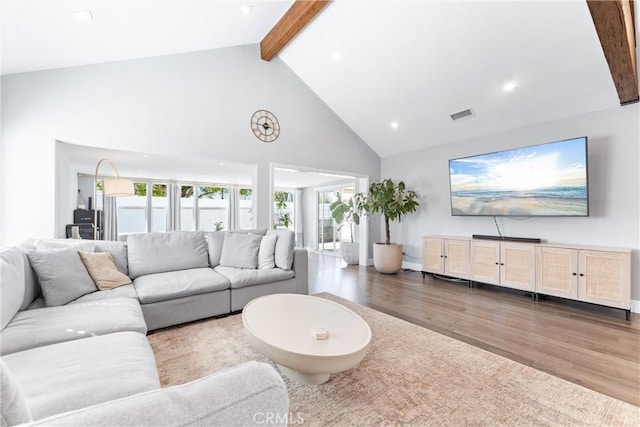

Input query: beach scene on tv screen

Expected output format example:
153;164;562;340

450;137;588;216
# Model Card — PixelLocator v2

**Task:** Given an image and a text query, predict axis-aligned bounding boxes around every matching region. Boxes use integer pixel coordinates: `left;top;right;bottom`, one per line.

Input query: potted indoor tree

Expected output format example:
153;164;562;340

354;179;419;274
330;194;359;265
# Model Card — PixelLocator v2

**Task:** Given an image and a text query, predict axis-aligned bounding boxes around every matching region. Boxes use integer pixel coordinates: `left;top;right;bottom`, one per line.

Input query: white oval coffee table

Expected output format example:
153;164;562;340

242;294;372;385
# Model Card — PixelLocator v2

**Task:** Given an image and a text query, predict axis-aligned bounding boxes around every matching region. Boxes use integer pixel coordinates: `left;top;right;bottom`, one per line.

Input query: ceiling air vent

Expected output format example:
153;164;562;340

450;108;475;122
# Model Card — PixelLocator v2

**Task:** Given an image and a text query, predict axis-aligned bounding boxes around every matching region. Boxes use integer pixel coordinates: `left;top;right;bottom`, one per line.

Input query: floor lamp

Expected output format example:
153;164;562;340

94;159;135;240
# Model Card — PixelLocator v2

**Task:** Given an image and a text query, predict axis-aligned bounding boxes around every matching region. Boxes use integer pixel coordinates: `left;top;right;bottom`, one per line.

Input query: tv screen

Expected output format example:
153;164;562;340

449;137;588;217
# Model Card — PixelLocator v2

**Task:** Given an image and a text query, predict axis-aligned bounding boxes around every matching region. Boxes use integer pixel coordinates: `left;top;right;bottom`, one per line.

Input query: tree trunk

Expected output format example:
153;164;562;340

384;215;390;244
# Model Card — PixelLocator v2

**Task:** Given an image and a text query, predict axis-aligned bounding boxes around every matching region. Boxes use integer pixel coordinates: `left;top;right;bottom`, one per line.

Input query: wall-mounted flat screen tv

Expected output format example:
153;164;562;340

449;136;588;216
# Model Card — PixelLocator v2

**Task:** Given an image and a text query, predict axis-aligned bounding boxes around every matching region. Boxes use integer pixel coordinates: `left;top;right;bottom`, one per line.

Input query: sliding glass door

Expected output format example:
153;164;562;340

317;190;339;252
317;186;355;253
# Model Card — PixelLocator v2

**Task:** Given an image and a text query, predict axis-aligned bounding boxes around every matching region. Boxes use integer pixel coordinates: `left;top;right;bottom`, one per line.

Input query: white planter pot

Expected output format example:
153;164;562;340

340;242;359;265
373;243;403;274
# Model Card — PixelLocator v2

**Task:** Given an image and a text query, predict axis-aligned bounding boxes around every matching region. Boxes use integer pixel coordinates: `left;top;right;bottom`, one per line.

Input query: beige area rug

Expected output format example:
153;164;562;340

148;293;639;426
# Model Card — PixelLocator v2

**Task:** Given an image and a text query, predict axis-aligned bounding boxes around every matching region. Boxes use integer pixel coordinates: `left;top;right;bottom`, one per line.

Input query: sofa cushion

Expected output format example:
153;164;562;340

12;246;40;311
0;249;26;330
133;268;230;304
205;231;226;267
3;331;160;421
267;229;296;270
26;298;45;310
0;358;32;426
257;234;278;269
0;297;147;355
78;251;132;290
230;228;268;236
25;361;289;427
68;284;139;304
32;239;95;252
127;231;209;279
219;233;262;269
214;266;295;289
27;248;97;307
94;241;128;275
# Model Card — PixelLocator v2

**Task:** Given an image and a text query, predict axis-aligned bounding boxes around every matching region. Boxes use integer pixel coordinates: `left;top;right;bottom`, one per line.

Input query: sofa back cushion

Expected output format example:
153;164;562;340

219;233;262;269
266;229;296;270
0;249;27;330
94;241;128;275
231;228;268;236
205;231;226;268
127;231;209;279
19;255;39;312
27;248;98;307
0;359;32;425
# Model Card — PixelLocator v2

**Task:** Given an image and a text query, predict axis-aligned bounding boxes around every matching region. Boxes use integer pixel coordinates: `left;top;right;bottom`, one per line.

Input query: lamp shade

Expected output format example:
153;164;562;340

104;178;135;197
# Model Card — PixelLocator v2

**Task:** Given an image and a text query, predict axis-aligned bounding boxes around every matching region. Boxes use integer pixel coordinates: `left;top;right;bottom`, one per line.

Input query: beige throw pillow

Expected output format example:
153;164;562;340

78;251;132;290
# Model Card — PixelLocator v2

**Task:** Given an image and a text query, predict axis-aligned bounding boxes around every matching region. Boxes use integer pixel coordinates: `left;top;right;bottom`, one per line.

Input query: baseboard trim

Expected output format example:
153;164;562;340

632;300;639;314
401;261;422;272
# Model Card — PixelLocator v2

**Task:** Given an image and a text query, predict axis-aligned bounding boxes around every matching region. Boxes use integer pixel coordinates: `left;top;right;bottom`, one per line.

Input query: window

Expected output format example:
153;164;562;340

151;184;167;232
239;188;253;229
180;185;195;231
113;179;247;237
117;182;148;236
197;186;229;231
274;190;294;230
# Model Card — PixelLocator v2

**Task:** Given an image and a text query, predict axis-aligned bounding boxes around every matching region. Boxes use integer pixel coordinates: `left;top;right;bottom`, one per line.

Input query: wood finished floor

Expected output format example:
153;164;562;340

308;252;640;406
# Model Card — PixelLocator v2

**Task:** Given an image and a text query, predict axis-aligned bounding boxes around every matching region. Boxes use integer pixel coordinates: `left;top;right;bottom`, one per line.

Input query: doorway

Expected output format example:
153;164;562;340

317;185;354;253
271;163;369;266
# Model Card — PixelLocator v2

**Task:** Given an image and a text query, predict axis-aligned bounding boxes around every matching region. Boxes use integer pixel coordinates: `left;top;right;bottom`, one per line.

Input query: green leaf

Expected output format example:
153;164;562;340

352;178;420;243
353;212;360;225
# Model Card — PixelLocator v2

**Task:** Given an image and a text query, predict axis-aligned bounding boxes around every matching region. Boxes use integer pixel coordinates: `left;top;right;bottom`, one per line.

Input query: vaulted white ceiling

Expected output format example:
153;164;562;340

1;0;632;159
279;0;622;157
0;0;293;75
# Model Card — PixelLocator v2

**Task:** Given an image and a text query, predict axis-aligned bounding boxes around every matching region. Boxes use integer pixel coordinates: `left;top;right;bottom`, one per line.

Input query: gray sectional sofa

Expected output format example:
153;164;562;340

0;229;307;426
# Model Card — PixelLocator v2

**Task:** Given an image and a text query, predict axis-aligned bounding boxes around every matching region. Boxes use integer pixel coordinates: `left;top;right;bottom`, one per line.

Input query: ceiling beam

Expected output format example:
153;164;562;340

586;0;638;105
260;0;331;61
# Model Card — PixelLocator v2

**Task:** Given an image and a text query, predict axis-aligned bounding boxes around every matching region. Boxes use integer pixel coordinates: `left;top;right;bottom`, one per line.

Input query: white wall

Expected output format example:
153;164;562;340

1;44;380;245
382;105;640;300
0;79;3;244
54;144;83;239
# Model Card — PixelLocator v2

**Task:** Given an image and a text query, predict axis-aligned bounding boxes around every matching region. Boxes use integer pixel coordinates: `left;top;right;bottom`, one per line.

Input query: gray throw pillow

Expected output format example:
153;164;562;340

266;229;295;270
205;231;226;267
219;233;262;269
257;234;278;269
27;248;97;307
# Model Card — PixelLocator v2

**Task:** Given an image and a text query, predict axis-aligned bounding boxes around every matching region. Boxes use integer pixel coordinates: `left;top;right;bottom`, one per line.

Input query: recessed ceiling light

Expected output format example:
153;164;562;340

390;121;399;129
332;52;341;62
73;10;93;21
503;81;518;92
241;5;253;14
143;154;150;158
